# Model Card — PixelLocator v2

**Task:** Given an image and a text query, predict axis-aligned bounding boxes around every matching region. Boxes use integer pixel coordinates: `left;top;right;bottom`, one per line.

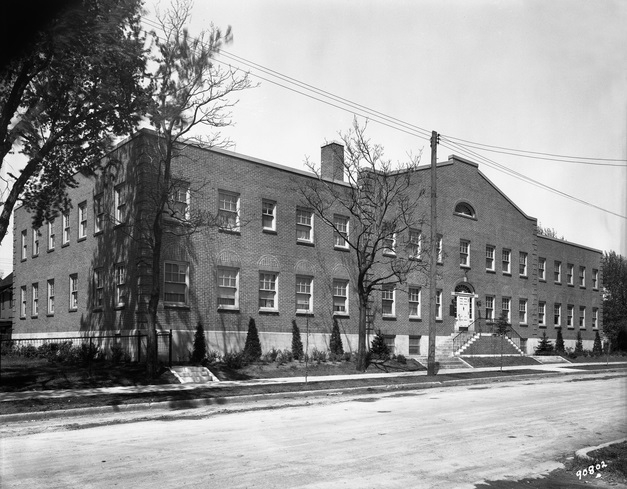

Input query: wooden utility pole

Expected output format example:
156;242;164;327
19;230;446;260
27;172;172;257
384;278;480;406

427;130;439;376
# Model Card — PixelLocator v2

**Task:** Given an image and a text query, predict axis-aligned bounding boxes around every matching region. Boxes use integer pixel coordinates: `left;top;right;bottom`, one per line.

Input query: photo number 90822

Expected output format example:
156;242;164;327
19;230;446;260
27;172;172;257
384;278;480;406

576;461;607;480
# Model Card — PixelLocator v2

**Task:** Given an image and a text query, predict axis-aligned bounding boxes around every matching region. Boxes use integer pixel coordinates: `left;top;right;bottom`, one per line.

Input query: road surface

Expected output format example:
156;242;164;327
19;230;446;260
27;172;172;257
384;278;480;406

1;373;626;488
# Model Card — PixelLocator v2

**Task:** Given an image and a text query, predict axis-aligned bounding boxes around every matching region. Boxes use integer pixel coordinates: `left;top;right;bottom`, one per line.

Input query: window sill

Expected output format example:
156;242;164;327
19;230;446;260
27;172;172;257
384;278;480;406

579;286;586;290
334;246;350;252
32;254;39;259
77;236;86;243
486;269;496;274
114;305;126;311
47;314;54;317
21;258;26;262
453;212;477;221
460;265;470;270
93;308;103;313
519;275;528;280
382;252;397;258
436;319;443;322
539;279;546;282
19;316;26;320
333;312;349;318
503;272;512;277
554;282;561;286
519;323;528;327
62;243;70;248
262;228;277;235
409;317;422;322
218;307;240;313
31;315;39;319
94;231;103;237
114;223;126;229
259;308;279;315
164;304;190;310
579;327;586;330
47;248;55;253
567;284;574;288
567;326;575;329
69;308;77;313
382;315;397;320
296;240;315;247
409;256;422;262
295;311;314;317
219;228;241;236
538;324;547;328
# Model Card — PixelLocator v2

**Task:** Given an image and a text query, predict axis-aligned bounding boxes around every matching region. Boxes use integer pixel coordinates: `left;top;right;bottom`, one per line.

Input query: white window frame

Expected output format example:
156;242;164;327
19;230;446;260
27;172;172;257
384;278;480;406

485;295;494;321
519;252;528;277
579;306;586;328
383;232;397;257
539;301;546;326
592;269;599;289
21;230;27;260
32;228;40;256
295;275;313;313
115;264;126;307
218;191;240;231
579;266;586;288
259;272;278;311
538;258;546;281
48;221;55;250
47;279;54;315
502;297;511;323
296;208;313;243
409;229;422;259
62;212;70;245
436;235;443;263
334;215;349;249
486;245;495;271
567;264;574;285
567;304;574;328
69;274;78;311
217;267;239;310
460;240;470;267
409;335;421;355
94;194;104;233
78;202;87;239
262;200;276;232
164;261;189;306
114;184;126;224
20;285;26;318
502;249;511;274
169;181;191;220
554;261;562;283
381;285;395;317
436;289;442;319
408;287;421;318
333;279;349;315
554;303;561;326
519;299;527;324
31;283;38;317
592;308;598;329
94;268;104;309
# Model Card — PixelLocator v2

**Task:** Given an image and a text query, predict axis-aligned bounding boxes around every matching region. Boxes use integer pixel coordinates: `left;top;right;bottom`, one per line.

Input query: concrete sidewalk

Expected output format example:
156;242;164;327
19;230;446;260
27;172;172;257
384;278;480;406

2;361;625;403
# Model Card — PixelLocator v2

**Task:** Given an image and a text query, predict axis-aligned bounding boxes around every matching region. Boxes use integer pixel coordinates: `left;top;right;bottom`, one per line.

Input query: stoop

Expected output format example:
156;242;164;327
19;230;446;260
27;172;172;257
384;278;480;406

169;366;220;384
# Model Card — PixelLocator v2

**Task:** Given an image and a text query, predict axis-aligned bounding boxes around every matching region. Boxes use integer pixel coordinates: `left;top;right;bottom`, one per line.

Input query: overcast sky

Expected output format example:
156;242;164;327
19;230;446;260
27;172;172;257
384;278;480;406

1;0;625;276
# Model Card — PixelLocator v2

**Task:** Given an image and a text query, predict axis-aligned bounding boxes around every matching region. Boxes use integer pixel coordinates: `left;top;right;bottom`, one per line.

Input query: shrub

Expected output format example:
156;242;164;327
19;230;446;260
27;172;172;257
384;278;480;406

205;350;221;364
291;320;304;360
369;330;390;361
534;332;554;355
191;322;207;364
328;351;343;362
555;328;565;353
330;318;344;355
342;352;352;362
396;354;407;364
21;344;39;358
223;350;245;369
243;317;262;363
276;349;294;365
263;347;280;363
111;344;125;364
0;341;15;356
311;347;327;363
593;331;603;356
575;331;584;354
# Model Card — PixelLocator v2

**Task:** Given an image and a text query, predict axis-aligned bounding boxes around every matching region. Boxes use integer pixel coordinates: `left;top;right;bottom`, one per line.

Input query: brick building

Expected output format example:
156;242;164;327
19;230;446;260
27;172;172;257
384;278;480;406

11;130;603;359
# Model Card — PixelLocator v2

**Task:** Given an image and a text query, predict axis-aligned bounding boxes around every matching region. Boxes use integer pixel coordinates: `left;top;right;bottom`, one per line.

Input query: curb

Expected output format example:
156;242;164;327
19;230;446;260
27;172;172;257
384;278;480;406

575;438;627;461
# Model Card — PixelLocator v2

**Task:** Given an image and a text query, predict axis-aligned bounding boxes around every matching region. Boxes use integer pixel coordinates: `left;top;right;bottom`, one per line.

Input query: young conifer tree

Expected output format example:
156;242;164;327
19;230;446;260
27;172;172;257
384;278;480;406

555;328;565;353
330;318;344;356
593;330;603;356
291;319;304;360
191;321;207;364
534;332;554;355
575;330;584;354
244;317;262;362
369;330;390;361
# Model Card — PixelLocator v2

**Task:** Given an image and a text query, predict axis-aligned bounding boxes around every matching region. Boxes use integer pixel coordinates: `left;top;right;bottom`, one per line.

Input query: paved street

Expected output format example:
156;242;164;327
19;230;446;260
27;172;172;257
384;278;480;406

1;373;625;488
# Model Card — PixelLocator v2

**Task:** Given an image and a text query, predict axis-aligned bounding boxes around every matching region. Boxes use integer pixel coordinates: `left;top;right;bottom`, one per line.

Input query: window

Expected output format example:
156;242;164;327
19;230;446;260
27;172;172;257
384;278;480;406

48;221;55;250
382;285;395;316
259;272;278;310
409;229;421;259
164;261;189;305
554;261;562;283
454;202;475;218
20;286;26;318
502;297;511;322
94;194;104;233
409;335;421;355
567;264;574;285
592;269;599;289
519;299;527;324
437;235;443;263
32;228;40;256
295;275;313;313
383;335;396;355
333;279;349;315
115;264;126;307
21;230;27;260
436;290;442;319
170;181;190;220
592;308;598;329
334;215;349;249
519;252;528;276
47;279;54;315
408;287;421;318
217;267;239;309
538;258;546;281
94;268;104;309
296;208;313;242
383;230;396;256
554;303;561;326
62;211;70;244
31;283;38;317
262;200;276;232
78;202;87;239
502;249;511;274
114;184;126;224
486;245;495;271
567;305;574;328
579;266;586;287
69;274;78;311
460;240;470;267
539;301;546;326
579;306;586;328
485;296;494;321
219;191;240;231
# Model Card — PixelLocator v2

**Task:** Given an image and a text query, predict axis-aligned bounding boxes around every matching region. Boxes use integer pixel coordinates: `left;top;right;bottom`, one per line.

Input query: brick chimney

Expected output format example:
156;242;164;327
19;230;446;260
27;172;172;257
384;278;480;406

321;142;345;181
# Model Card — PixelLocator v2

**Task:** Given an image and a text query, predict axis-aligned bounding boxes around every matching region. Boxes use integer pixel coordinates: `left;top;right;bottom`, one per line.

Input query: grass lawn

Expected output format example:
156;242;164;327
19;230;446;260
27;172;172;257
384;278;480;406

461;356;541;368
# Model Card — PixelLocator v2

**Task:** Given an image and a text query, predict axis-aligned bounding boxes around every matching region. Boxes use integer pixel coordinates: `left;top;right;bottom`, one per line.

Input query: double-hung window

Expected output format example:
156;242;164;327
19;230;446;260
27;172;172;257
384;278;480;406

567;305;574;328
69;274;78;311
592;308;598;329
486;245;495;271
334;215;349;249
78;202;87;239
460;240;470;267
382;228;396;256
554;261;562;283
217;267;239;309
48;221;55;250
579;306;586;328
164;261;189;306
115;264;126;307
63;212;70;244
20;286;26;318
94;268;104;309
21;230;27;259
554;303;561;326
382;285;395;316
296;208;313;243
409;229;422;259
502;297;511;322
32;228;40;256
31;283;38;317
47;279;54;315
259;272;278;311
538;301;546;326
218;191;240;231
435;290;442;319
538;258;546;281
519;252;528;276
567;264;574;285
408;287;421;318
295;276;313;313
579;267;586;287
502;249;511;274
592;269;599;289
170;181;190;220
485;296;494;321
333;279;349;315
114;184;126;224
94;194;104;233
436;235;443;263
262;200;276;232
519;299;527;324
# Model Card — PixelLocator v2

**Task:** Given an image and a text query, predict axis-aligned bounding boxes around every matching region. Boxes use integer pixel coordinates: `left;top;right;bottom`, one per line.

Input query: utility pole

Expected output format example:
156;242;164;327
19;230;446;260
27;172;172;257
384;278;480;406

427;130;439;376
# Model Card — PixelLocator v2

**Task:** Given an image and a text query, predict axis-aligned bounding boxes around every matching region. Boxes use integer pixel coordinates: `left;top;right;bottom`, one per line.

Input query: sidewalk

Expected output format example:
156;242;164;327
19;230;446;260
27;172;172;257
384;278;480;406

2;361;625;403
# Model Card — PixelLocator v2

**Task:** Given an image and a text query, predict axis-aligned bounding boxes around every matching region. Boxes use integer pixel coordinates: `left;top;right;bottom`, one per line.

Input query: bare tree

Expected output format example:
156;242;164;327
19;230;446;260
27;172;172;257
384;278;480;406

141;0;252;377
299;119;428;371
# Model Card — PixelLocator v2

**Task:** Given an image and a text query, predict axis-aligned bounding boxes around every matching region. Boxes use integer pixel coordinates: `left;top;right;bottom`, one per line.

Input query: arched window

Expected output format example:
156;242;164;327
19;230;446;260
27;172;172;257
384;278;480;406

454;202;475;218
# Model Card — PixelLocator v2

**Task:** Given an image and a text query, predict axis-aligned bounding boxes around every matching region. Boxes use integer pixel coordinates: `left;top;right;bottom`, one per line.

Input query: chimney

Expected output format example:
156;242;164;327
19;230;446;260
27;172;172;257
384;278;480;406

321;142;345;181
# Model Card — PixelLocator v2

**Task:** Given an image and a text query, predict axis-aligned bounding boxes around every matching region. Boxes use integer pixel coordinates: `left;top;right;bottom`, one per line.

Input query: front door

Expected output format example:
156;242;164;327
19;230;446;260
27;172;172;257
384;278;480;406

455;294;474;331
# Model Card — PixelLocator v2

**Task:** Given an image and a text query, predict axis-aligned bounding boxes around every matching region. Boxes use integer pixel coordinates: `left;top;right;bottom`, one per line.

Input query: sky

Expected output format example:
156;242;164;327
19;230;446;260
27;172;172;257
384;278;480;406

1;0;626;277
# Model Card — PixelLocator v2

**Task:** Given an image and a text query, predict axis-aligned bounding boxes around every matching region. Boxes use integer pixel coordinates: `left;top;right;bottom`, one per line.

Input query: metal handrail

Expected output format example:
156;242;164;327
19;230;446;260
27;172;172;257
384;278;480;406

452;318;482;353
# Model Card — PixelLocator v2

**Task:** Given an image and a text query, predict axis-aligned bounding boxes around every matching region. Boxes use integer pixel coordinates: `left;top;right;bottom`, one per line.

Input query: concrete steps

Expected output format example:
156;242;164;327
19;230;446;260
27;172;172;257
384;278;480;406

413;355;471;370
169;366;220;384
459;333;524;356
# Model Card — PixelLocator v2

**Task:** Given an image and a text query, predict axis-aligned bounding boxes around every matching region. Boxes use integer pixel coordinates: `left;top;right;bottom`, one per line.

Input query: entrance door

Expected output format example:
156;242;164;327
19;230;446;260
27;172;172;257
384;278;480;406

454;284;475;331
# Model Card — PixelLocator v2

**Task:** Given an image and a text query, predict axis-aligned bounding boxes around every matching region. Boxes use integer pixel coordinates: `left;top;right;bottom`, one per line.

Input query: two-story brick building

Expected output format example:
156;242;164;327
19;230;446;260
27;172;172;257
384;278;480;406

11;130;603;359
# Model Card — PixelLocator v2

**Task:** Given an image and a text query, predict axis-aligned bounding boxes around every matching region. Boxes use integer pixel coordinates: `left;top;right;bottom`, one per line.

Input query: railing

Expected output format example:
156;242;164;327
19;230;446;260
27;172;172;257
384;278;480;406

452;318;481;353
452;319;525;354
478;320;523;352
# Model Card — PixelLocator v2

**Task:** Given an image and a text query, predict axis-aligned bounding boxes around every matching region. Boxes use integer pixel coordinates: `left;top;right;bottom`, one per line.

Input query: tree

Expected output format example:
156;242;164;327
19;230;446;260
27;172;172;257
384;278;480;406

243;317;262;363
330;318;344;356
536;222;565;240
369;330;390;361
298;119;426;371
602;251;627;352
494;310;510;371
191;321;207;363
593;330;603;356
140;0;252;376
291;319;304;360
534;332;554;355
575;330;584;354
0;0;147;245
555;328;565;353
